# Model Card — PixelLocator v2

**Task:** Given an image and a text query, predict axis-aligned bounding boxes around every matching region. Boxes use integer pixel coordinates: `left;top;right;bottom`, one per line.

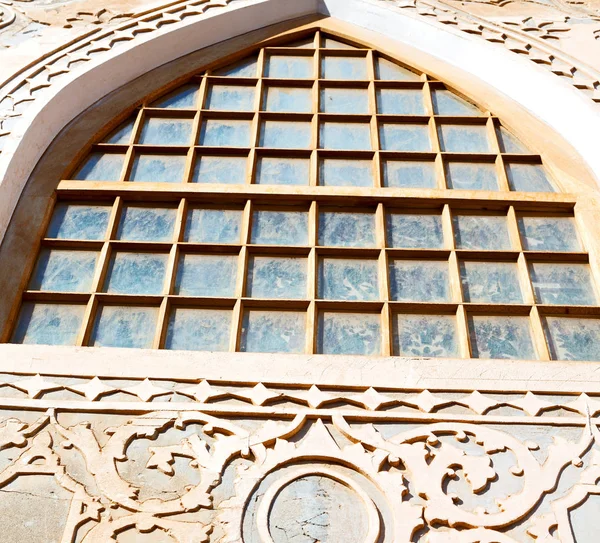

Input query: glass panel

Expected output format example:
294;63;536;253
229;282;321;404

152;83;198;109
496;126;528;154
379;124;430;151
387;213;444;249
319;159;373;187
446;162;499;191
90;305;158;348
453;215;511;250
175;254;237;297
265;55;313;78
287;36;316;48
323;37;358;49
104;118;135;144
117;206;177;242
251;210;308;246
383;160;437;189
469;316;536;360
376;58;419;81
185;208;242;243
165;308;231;351
529;263;596;305
518;216;581;252
320;88;368;114
130;154;186;183
438;124;490;153
206;84;255;111
247;256;307;299
544;317;600;361
506;163;555;192
240;310;305;353
432;89;481;116
29;249;98;292
138;117;193;145
260;121;311;149
319;211;376;247
256;157;309;185
75;152;124;181
320;122;371;150
214;56;258;77
394;314;459;357
319;258;379;300
12;303;85;346
192;156;247;184
264;86;312;113
47;203;111;240
200;119;252;147
104;252;168;295
317;312;381;355
460;261;523;304
389;260;450;302
377;89;425;115
322;56;367;80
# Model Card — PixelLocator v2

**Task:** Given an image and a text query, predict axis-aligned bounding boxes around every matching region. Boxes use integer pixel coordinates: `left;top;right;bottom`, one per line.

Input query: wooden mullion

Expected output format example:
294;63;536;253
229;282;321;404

366;50;382;188
506;206;523;251
120;109;145;182
441;203;455;251
75;293;98;347
530;305;551;360
456;305;471;358
229;299;243;352
424;81;446;191
153;297;170;349
310;36;321;186
517;253;535;305
247;49;266;185
183;78;207;184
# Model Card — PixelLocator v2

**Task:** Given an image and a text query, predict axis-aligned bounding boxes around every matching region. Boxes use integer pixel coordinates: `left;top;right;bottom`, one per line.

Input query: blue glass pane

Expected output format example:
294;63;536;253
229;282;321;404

200;119;252;147
47;203;111;240
247;256;307;299
319;159;373;187
432;90;481;116
518;217;581;252
185;208;242;243
377;89;425;115
460;261;523;303
104;118;135;144
497;127;528;154
545;317;600;361
175;254;237;297
320;122;371;150
389;260;450;302
383;160;437;188
166;308;231;351
319;258;379;300
469;316;536;360
105;252;168;295
453;215;511;250
446;163;499;191
264;86;312;113
379;124;430;151
138;118;193;145
90;305;158;348
260;121;311;149
117;206;177;242
265;55;313;78
506;164;555;192
75;152;124;181
214;56;258;77
322;56;367;80
251;210;308;246
130;154;187;183
193;156;247;184
206;84;255;111
241;310;305;353
438;125;490;153
319;211;376;247
256;157;309;185
317;312;381;355
152;84;198;108
387;214;444;249
376;58;419;81
529;263;596;305
320;88;368;114
394;314;459;357
12;303;85;345
323;37;358;49
29;249;98;292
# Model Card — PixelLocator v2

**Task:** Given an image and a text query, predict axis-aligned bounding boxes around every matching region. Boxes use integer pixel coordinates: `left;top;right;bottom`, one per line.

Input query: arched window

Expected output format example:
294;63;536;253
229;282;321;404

8;29;600;361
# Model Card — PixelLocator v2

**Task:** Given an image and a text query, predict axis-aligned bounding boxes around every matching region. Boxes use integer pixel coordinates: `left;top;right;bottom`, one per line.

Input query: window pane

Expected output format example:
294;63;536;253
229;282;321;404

529;263;596;305
469;316;536;359
200;119;252;147
175;254;237;297
319;258;379;300
320;88;368;114
152;84;198;109
319;211;376;247
377;89;425;115
446;162;499;191
379;124;430;151
496;126;527;154
247;256;307;299
394;314;459;357
376;58;420;81
90;305;158;348
130;154;186;183
214;56;258;77
322;56;367;80
29;249;98;292
185;208;242;243
438;124;490;153
264;87;312;113
265;55;313;78
383;160;437;189
12;303;85;346
453;215;511;250
387;213;444;249
193;156;247;184
318;312;381;355
260;121;312;149
460;261;523;304
256;157;309;186
320;122;371;150
166;308;231;351
241;310;305;353
319;159;373;187
389;260;450;302
47;203;111;240
506;163;554;192
323;37;357;49
104;252;167;295
138;117;193;145
75;152;124;181
206;84;255;111
252;210;308;246
104;118;135;144
544;317;600;361
518;217;581;252
432;90;480;116
117;206;177;242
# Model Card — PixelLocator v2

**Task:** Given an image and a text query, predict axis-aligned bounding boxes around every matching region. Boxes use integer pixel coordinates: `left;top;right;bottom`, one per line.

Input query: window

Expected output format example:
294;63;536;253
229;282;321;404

8;31;600;361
